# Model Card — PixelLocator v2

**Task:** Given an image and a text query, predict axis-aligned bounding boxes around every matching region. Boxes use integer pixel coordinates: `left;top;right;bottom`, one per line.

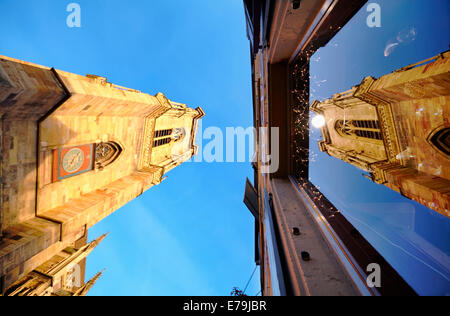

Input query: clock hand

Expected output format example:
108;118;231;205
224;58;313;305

67;152;82;169
72;152;82;164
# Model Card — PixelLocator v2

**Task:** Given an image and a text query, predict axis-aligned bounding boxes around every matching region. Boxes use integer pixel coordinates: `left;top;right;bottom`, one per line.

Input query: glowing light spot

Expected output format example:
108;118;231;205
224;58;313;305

311;115;326;128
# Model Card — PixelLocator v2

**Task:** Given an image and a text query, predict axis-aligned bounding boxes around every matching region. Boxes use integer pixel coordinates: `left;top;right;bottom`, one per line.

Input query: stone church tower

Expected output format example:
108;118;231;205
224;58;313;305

0;55;204;295
311;51;449;218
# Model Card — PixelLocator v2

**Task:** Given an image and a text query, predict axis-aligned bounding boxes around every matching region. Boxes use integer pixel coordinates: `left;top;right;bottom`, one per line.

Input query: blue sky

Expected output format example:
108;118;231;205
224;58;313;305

309;0;450;295
0;0;259;296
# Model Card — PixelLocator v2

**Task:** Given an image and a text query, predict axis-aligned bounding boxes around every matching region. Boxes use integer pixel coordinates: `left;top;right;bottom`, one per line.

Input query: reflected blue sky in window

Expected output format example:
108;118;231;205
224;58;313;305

309;0;450;295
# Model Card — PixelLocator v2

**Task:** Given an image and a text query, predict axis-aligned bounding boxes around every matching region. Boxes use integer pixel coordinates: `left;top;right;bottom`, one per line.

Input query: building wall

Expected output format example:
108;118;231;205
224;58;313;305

51;70;161;117
38;115;146;213
390;96;449;179
0;56;67;232
0;56;68;292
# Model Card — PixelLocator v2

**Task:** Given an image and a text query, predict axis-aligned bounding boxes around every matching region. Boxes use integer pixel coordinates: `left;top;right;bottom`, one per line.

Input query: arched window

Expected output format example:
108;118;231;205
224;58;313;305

335;120;383;140
428;126;449;157
154;129;172;138
95;142;123;170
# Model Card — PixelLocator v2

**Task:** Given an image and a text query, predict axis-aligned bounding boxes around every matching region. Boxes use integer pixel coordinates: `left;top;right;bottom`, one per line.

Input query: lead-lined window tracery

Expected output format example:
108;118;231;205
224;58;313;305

335;120;383;140
152;128;186;148
428;126;450;157
95;142;122;169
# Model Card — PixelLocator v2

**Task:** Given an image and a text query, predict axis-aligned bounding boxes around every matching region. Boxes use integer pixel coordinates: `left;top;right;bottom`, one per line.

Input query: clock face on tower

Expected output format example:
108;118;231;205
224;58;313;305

52;144;94;182
62;148;85;173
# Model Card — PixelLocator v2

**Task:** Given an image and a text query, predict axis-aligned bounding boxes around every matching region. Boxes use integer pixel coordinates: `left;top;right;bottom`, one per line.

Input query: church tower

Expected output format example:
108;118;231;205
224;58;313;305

311;51;449;218
0;55;204;295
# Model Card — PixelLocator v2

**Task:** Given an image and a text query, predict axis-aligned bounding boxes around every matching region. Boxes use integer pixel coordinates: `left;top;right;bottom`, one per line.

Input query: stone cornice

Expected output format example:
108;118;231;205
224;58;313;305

139;116;156;171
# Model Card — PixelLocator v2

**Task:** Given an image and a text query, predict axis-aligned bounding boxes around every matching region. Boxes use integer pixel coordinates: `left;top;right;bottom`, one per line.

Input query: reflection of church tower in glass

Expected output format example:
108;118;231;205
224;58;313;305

311;51;450;218
0;56;204;295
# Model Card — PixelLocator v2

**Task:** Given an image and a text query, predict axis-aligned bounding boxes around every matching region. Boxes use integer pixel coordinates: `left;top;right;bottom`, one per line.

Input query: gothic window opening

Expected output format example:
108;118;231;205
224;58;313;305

428;126;450;157
153;128;172;148
95;142;123;170
335;120;383;140
152;128;186;148
154;129;172;138
153;137;172;147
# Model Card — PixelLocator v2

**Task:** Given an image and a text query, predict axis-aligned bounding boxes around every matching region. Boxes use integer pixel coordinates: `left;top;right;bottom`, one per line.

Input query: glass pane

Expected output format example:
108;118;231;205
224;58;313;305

308;0;450;296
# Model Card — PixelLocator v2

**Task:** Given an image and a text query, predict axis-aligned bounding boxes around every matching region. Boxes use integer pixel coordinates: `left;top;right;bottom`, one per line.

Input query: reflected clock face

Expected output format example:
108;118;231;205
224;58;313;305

62;148;85;173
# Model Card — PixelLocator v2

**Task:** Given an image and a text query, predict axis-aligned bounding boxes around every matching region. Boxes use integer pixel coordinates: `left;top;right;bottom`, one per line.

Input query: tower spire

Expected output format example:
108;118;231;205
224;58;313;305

73;269;105;296
46;233;109;278
4;234;109;296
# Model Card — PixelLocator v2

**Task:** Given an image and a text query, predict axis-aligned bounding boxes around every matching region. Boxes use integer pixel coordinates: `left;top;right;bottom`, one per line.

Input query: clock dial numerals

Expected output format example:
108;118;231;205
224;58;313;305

62;148;85;173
